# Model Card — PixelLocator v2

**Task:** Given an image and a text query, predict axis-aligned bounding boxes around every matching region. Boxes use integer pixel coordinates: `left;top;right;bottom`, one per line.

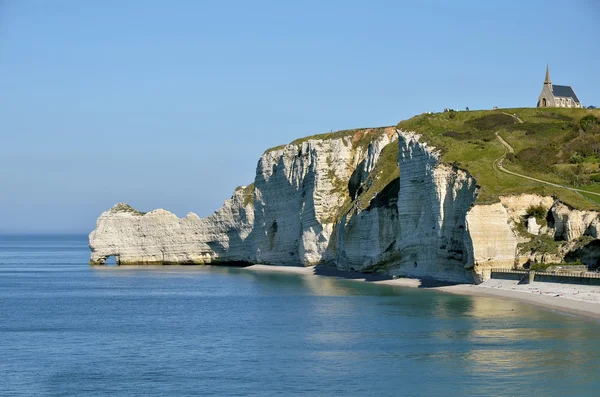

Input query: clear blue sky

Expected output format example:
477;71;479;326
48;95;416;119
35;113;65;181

1;0;598;233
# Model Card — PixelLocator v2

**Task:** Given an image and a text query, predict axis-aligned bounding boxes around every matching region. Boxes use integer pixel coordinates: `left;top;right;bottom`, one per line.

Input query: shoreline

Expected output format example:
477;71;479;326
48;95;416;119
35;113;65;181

91;263;600;320
436;283;600;320
244;265;600;320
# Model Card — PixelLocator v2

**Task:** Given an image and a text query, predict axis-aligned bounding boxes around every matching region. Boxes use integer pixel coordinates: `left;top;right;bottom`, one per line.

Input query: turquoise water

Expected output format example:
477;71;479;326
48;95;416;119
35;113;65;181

2;235;600;396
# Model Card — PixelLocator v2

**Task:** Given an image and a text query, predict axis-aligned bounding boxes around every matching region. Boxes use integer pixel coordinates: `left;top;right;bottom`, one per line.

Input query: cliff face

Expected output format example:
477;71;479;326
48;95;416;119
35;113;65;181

334;177;399;273
252;129;397;266
467;194;600;281
89;126;600;283
394;132;477;282
551;202;600;241
89;128;397;267
465;203;518;282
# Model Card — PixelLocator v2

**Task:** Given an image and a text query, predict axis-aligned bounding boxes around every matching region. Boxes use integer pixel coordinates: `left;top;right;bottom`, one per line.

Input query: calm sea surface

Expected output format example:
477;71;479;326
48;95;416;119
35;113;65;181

2;235;600;396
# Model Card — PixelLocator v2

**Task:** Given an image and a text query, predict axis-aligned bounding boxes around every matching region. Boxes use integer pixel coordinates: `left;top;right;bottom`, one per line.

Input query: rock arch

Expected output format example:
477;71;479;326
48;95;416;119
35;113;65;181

91;254;120;266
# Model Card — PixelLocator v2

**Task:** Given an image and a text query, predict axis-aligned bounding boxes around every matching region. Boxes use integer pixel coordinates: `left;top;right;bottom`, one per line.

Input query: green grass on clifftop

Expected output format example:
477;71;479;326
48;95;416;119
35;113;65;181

265;126;393;154
109;203;146;215
235;183;255;207
397;108;600;210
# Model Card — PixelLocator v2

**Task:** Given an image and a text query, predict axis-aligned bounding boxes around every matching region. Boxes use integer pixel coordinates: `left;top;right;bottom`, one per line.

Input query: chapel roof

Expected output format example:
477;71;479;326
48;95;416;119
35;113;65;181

552;85;580;103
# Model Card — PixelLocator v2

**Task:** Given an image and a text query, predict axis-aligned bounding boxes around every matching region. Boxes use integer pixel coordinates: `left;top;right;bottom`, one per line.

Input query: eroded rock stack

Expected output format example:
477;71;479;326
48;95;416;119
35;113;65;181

89;187;254;265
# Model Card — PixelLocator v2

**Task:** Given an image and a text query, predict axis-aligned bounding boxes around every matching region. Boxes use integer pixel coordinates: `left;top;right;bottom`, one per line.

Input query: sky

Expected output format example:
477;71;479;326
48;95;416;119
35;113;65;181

0;0;599;234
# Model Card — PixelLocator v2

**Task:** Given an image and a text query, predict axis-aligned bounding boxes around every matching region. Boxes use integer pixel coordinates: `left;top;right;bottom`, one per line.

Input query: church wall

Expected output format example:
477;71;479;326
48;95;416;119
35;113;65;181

537;85;555;108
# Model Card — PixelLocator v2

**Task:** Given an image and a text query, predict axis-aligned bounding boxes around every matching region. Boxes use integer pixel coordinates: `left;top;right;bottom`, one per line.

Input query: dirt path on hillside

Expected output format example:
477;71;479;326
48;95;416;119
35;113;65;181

493;122;600;198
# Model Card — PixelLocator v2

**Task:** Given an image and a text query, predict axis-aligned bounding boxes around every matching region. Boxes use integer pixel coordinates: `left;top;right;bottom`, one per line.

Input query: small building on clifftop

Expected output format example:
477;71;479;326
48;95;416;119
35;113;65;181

537;65;582;108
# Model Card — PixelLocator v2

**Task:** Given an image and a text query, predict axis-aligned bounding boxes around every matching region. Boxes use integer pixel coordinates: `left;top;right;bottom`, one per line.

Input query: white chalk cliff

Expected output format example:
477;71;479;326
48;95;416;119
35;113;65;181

395;131;477;282
89;128;600;283
251;130;395;266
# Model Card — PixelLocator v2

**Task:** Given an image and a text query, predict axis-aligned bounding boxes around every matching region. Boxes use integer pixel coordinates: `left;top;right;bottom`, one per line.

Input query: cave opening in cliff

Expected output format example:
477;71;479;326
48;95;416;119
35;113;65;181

546;210;555;229
268;220;278;250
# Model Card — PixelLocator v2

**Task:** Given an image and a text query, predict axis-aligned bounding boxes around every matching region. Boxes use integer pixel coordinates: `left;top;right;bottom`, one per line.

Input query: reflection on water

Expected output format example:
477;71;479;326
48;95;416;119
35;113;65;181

3;235;600;396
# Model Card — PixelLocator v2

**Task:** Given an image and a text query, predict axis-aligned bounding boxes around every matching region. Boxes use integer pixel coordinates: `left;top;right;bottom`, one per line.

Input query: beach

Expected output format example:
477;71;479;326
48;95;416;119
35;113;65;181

244;265;600;320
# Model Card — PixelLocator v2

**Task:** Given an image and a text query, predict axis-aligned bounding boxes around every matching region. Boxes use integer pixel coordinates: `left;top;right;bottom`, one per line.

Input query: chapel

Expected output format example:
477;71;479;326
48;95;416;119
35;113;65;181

537;65;581;108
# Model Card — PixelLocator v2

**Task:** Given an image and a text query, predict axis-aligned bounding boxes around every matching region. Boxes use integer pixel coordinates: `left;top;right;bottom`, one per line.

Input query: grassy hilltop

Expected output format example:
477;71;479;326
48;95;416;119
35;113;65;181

397;107;600;210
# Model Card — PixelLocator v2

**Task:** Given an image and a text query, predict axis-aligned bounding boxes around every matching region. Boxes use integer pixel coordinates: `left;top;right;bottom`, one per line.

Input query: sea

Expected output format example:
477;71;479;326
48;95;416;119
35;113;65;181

2;234;600;396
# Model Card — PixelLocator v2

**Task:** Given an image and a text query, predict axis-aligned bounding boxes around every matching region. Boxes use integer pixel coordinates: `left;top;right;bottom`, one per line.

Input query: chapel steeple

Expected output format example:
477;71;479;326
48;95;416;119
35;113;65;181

544;65;551;85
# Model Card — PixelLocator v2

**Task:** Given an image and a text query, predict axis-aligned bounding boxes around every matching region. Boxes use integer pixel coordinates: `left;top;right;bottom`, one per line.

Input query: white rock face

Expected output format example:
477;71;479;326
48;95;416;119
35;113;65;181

89;187;254;265
395;131;477;282
499;194;554;224
551;202;599;241
466;203;518;282
527;217;541;235
466;196;600;280
252;128;397;266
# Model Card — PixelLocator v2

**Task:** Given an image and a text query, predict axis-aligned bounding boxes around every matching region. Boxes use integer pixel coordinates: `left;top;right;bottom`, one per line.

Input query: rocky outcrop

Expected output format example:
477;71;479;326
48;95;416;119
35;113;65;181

498;194;554;224
526;217;541;235
465;203;518;282
89;187;254;265
551;202;600;241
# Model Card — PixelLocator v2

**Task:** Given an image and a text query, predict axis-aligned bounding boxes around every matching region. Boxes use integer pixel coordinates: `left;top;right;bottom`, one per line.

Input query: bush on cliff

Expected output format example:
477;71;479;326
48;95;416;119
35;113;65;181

525;205;547;222
580;114;600;133
464;113;515;130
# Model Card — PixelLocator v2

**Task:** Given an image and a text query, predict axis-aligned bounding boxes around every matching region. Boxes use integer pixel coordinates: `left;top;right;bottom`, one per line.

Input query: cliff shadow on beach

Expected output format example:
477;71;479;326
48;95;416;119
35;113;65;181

312;265;464;288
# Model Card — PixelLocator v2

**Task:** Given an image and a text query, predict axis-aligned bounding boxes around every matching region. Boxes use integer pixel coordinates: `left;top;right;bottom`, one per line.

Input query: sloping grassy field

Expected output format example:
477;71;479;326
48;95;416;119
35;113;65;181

397;107;600;210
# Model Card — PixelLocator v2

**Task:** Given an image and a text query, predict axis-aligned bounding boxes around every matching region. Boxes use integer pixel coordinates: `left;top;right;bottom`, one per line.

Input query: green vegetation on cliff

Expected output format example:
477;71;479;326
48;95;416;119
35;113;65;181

235;183;255;207
397;108;600;210
109;203;146;216
355;140;400;211
265;126;393;154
